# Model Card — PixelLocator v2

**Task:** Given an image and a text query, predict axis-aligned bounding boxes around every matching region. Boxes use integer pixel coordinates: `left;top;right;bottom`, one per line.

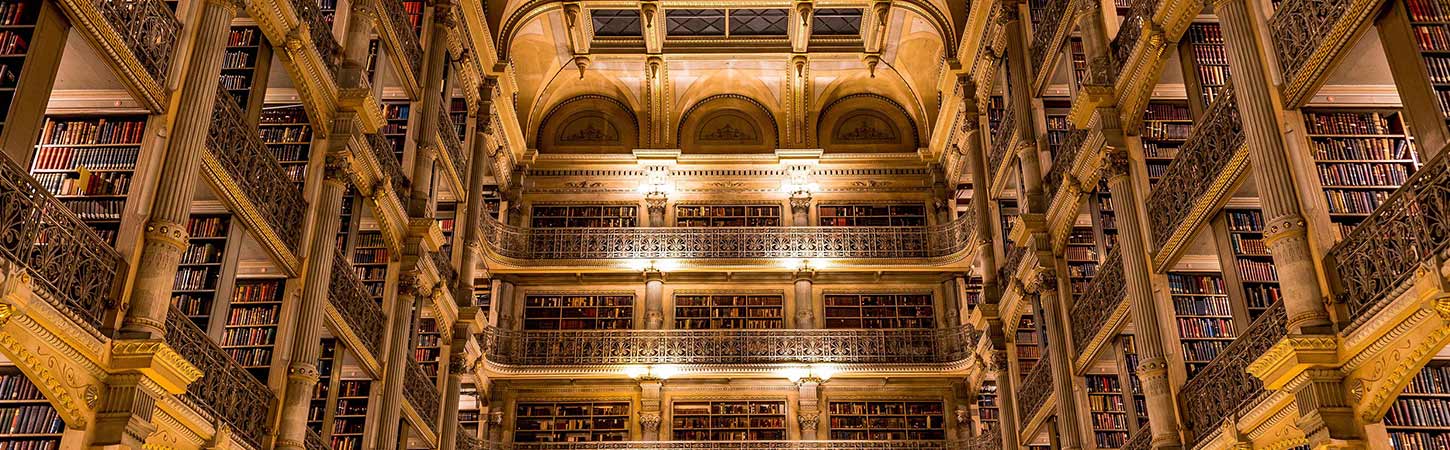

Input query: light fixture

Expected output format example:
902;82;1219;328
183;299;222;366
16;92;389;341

624;364;679;381
779;364;835;383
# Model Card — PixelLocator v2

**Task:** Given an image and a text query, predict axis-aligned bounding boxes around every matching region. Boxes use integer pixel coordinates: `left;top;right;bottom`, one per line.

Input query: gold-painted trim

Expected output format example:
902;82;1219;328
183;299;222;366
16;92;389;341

200;152;303;275
1150;145;1249;272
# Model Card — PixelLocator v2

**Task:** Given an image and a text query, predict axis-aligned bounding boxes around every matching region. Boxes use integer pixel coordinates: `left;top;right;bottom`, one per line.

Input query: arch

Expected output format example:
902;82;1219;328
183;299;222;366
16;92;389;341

536;95;640;154
677;95;779;154
817;94;921;153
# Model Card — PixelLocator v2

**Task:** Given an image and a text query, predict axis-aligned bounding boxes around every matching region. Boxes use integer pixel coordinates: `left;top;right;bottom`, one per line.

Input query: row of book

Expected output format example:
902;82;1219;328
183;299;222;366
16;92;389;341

1387;431;1450;450
1181;340;1231;363
677;206;781;217
1404;364;1450;394
1067;263;1099;279
1324;189;1392;215
1415;24;1450;51
824;295;933;306
187;216;227;237
532;206;637;218
1143;141;1180;159
1237;259;1279;283
0;2;29;27
219;74;251;91
1196;64;1231;88
260;106;308;123
222;50;254;70
825;306;933;317
1229;233;1268;255
171;294;210;317
1184;23;1223;44
532;218;636;228
672;417;785;428
829;430;945;440
675;402;787;416
1173;296;1232;316
31;147;138;170
676;296;783;307
0;31;26;55
1065;245;1098;262
831;416;942;429
1386;397;1450;427
0;375;44;401
1142;121;1192;140
1303;112;1397;135
1091;412;1128;430
353;267;385;282
524;319;632;330
1246;285;1282;309
227;28;259;47
1225;210;1264;231
677;318;784;329
828;402;942;415
1144;102;1192;121
1309;137;1414;160
525;307;633;318
40;118;146;145
226;305;278;325
59;198;122;220
1087;395;1125;412
220;327;276;347
259;126;312;143
1178;317;1236;338
677;218;781;227
1316;162;1411;186
1408;0;1450;20
1168;274;1227;295
1095;432;1129;448
516;418;628;431
224;347;272;367
672;431;785;441
233;281;281;302
0;441;60;450
353;249;387;264
525;296;635;308
31;172;130;197
0;64;19;88
172;267;216;291
0;406;61;434
676;308;782;318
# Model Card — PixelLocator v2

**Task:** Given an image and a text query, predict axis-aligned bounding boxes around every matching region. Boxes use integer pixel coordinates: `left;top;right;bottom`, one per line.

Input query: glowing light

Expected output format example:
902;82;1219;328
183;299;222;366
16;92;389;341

623;365;650;379
778;367;810;383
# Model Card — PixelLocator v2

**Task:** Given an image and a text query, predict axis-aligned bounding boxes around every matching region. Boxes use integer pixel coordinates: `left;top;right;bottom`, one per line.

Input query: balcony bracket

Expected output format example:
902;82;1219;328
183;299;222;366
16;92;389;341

1247;335;1341;390
107;339;202;395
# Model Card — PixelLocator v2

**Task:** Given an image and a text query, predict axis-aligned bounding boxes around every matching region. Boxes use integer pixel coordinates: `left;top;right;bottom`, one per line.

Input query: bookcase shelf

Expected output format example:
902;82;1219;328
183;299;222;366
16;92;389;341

336;189;357;253
0;367;64;449
1120;336;1147;428
309;338;336;435
0;0;43;139
382;101;410;163
414;318;441;381
1300;108;1419;239
1401;0;1450;132
223;278;284;382
353;231;389;304
817;204;925;227
450;97;468;137
1092;182;1118;254
827;401;945;441
531;205;638;228
1045;99;1072;160
402;0;423;36
977;381;998;434
331;380;371;450
1143;101;1193;187
999;199;1019;259
1071;38;1087;87
1087;374;1129;448
514;401;630;443
1066;227;1100;302
31;115;147;246
1221;209;1280;322
259;104;312;191
222;26;269;116
962;275;983;313
676;204;781;227
1184;23;1228;108
172;214;232;332
437;202;456;257
523;294;634;330
823;293;934;329
674;294;784;329
1016;315;1041;379
1170;272;1234;378
671;400;786;441
1385;359;1450;449
460;406;480;437
365;39;379;80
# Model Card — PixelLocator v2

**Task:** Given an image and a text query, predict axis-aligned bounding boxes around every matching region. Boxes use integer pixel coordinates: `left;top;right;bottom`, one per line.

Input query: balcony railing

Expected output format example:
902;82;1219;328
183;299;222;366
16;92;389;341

380;0;423;79
0;154;123;332
95;0;181;83
330;253;386;357
988;111;1017;182
1146;84;1243;250
291;0;342;77
306;429;328;450
208;87;307;251
962;427;1000;450
439;107;467;183
1018;358;1052;419
479;216;975;261
1123;426;1151;450
1028;0;1072;78
164;307;276;449
1043;129;1090;201
479;326;979;366
367;133;410;200
1177;302;1286;446
1329;149;1450;332
502;441;964;450
405;358;440;430
1069;248;1124;353
1109;0;1158;78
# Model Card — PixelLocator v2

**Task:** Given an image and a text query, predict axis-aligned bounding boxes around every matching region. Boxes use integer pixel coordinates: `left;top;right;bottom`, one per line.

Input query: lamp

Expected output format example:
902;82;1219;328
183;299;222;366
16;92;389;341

779;364;835;383
624;364;679;381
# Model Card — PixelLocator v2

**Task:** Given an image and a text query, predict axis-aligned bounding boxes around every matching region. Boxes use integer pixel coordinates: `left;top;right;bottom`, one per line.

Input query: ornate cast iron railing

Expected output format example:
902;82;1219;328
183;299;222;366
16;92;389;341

1269;0;1345;87
1044;128;1090;201
962;426;1001;450
305;429;328;450
1018;358;1053;419
380;0;424;79
164;308;275;449
208;88;307;250
439;107;467;182
1109;0;1156;77
988;109;1017;180
1178;302;1286;446
480;326;979;366
1123;425;1151;450
431;250;457;289
459;432;484;450
0;154;123;332
1069;249;1125;352
94;0;180;83
1029;0;1072;78
505;441;962;450
330;253;387;356
367;133;410;200
405;358;441;430
1146;85;1243;249
480;215;975;260
291;0;343;77
1329;149;1450;332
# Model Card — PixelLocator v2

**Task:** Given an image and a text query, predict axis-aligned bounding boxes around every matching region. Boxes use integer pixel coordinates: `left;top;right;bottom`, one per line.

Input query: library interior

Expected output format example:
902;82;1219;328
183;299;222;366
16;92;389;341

0;0;1445;449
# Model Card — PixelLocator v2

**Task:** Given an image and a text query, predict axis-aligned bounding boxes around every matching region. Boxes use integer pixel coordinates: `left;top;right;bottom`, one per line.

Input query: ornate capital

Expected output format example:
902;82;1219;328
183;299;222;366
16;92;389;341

143;220;191;251
1102;148;1132;180
790;193;812;212
645;192;668;212
996;5;1018;24
797;412;820;430
639;412;661;432
287;363;321;383
324;153;353;183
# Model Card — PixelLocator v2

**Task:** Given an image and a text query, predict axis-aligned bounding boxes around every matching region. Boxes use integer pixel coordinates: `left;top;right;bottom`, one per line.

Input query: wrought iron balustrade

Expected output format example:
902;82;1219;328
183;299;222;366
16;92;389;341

1329;149;1450;332
405;358;440;430
988;110;1017;181
1178;302;1286;446
431;250;457;289
1146;85;1242;250
459;432;484;450
291;0;342;77
305;429;328;450
1018;358;1053;419
380;0;423;79
95;0;181;83
479;215;975;261
329;253;386;356
1123;426;1151;450
1269;0;1346;88
480;326;979;366
439;107;467;182
1029;0;1072;78
505;441;962;450
1109;0;1157;77
1069;248;1124;352
962;426;1000;450
207;87;307;251
366;133;410;200
0;153;123;332
1043;128;1090;201
164;307;275;449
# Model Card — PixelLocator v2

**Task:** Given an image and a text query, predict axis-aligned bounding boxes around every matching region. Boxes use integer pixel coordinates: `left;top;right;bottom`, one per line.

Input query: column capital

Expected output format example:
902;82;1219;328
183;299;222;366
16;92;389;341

1101;148;1132;181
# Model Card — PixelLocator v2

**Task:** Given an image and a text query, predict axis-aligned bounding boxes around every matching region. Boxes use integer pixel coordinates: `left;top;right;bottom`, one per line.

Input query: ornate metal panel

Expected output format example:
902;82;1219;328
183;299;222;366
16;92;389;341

367;133;410;200
480;326;979;366
458;432;484;450
439;107;467;183
963;426;1001;450
1069;248;1124;352
666;9;726;36
509;441;959;450
1329;151;1450;331
988;110;1017;182
0;154;122;331
291;0;343;77
305;429;328;450
1123;426;1151;450
164;308;276;448
1177;302;1286;446
480;215;974;260
1018;358;1053;419
1269;0;1349;90
592;9;643;37
1044;129;1090;201
207;88;308;251
1109;0;1157;77
1145;85;1243;250
93;0;180;83
405;358;440;430
381;0;424;79
1029;0;1072;78
730;9;789;36
329;253;386;356
811;8;864;35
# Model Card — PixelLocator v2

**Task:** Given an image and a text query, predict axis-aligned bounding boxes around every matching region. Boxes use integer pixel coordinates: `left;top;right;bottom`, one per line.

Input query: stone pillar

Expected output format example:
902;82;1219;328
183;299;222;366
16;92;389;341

987;345;1020;449
275;158;351;450
1001;5;1044;214
793;268;815;328
646;193;667;227
643;269;665;329
408;1;454;217
790;193;811;226
796;377;822;439
485;384;505;443
121;0;239;339
638;379;663;440
375;272;425;448
338;1;376;89
1102;146;1183;449
942;275;962;328
455;80;495;307
1032;273;1086;450
437;334;470;450
495;279;517;330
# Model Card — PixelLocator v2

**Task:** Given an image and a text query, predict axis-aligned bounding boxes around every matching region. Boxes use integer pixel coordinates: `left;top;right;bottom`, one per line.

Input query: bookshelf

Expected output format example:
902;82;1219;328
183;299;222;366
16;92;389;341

222;278;283;381
977;381;998;434
962;275;983;312
1070;38;1087;87
674;294;784;329
382;101;410;163
1169;272;1235;378
1119;336;1147;428
221;26;270;118
1183;23;1229;108
531;205;638;228
0;0;58;144
450;97;468;137
402;0;423;36
522;294;634;330
0;367;64;449
414;318;441;380
353;231;389;303
319;0;337;27
1385;360;1450;449
365;39;380;81
308;338;337;435
676;204;782;227
1301;108;1419;239
1044;99;1072;160
671;400;787;441
31;115;147;245
1218;209;1280;323
331;380;370;450
1092;183;1118;254
1086;374;1129;448
1396;0;1450;133
335;189;357;253
460;405;481;437
514;401;630;443
827;401;945;441
822;293;934;329
998;198;1019;258
817;204;926;227
1016;315;1041;379
1066;227;1100;303
1142;101;1193;187
259;104;312;191
172;214;232;332
437;202;457;257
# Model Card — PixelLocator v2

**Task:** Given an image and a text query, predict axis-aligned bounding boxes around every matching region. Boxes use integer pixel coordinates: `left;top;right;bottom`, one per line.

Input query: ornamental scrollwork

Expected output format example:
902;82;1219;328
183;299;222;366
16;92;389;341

439;108;468;185
163;307;276;449
1043;129;1089;202
92;0;180;85
1028;0;1073;79
207;88;307;251
1017;358;1053;419
404;359;441;430
1069;248;1125;353
1107;0;1157;77
290;0;343;77
1145;85;1244;250
1177;302;1287;448
1269;0;1350;88
379;0;424;79
329;253;387;357
366;133;410;203
987;107;1017;182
